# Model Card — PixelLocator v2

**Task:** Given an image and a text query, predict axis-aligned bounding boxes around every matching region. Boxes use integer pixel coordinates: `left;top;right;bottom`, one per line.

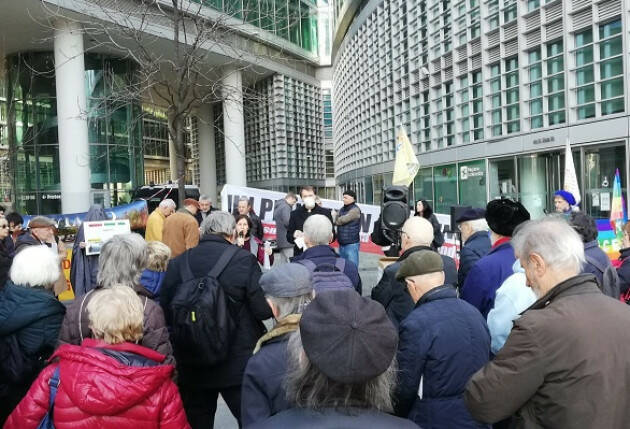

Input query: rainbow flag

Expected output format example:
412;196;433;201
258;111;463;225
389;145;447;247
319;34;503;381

609;168;626;237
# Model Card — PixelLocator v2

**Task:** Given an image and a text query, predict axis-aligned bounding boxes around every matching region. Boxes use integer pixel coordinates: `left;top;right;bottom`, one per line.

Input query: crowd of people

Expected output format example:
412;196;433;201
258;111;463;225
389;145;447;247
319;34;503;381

1;187;630;429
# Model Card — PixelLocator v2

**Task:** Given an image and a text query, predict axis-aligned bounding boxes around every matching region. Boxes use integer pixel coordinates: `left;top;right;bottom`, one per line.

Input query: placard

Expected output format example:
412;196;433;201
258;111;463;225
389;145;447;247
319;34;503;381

83;219;131;255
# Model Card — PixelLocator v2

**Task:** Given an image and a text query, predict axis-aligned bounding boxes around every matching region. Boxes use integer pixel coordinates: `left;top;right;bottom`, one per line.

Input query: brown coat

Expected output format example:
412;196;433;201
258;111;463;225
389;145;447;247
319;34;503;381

161;209;199;258
464;274;630;429
57;284;175;365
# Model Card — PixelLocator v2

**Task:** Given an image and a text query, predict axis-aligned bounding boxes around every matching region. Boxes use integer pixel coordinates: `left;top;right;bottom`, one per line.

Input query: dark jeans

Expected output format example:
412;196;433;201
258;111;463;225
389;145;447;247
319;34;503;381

181;385;242;429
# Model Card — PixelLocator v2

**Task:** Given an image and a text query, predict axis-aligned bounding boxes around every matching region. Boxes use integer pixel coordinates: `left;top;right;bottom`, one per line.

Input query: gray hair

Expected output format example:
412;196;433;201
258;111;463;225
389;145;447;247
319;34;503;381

512;217;585;274
284;331;397;412
267;293;313;320
159;199;176;209
201;211;236;238
303;214;333;246
97;233;149;288
10;245;60;289
463;218;489;233
238;196;252;206
199;195;212;203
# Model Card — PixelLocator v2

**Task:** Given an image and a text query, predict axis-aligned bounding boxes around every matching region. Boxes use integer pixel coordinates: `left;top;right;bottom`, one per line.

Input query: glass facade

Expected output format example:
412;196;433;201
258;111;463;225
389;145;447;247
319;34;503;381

193;0;319;54
6;52;143;214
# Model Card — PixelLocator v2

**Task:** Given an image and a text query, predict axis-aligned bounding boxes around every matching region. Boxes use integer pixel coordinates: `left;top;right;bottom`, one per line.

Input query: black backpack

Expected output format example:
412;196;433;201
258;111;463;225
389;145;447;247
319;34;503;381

169;246;239;366
585;254;621;299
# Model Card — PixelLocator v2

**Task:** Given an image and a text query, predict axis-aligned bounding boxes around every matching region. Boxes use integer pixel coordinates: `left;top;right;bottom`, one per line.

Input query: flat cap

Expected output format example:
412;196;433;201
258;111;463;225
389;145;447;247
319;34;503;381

28;216;57;229
456;207;486;223
300;289;398;384
259;263;313;298
396;250;444;280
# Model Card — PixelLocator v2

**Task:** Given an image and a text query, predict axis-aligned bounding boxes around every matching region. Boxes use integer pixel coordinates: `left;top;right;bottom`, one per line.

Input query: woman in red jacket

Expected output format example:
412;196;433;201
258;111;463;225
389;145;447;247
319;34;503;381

5;286;190;429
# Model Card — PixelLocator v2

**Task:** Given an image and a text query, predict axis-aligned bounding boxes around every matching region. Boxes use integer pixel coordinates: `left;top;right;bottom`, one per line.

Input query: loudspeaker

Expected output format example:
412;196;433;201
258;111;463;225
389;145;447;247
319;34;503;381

382;186;410;231
450;205;472;232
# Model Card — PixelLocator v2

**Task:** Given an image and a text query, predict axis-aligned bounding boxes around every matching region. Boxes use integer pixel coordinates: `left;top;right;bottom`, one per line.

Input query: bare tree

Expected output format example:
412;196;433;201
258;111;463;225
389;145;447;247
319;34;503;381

36;0;306;207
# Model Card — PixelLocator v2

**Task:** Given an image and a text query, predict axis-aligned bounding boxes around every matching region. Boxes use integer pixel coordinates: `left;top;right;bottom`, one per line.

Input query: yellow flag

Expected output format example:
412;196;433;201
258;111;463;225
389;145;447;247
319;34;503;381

392;126;420;187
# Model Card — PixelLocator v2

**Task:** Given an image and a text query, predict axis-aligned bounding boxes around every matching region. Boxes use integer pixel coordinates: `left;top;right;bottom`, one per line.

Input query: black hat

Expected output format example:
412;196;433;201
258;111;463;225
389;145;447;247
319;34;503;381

485;198;530;237
300;289;398;384
455;207;486;224
343;189;357;200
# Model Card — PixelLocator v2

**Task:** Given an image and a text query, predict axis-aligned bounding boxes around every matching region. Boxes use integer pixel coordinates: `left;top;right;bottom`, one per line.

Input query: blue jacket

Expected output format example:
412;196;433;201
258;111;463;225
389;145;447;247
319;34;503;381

617;247;630;295
140;269;166;299
255;407;420;429
582;240;612;288
241;334;291;428
395;285;490;429
461;241;516;318
486;260;536;355
458;231;491;288
291;245;362;294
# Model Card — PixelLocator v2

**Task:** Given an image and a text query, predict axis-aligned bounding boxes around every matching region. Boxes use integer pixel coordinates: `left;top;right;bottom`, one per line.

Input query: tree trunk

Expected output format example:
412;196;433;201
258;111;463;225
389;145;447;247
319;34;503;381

174;115;187;208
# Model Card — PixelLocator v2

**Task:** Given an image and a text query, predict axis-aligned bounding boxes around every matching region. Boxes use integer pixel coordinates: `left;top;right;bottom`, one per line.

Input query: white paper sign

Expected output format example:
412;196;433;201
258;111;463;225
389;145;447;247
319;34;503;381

84;219;131;255
600;192;611;211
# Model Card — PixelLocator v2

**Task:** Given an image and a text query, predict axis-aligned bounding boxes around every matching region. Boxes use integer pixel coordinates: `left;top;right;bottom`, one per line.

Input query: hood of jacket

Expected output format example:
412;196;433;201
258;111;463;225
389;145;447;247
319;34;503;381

0;280;65;336
139;269;165;296
52;338;172;416
291;244;338;261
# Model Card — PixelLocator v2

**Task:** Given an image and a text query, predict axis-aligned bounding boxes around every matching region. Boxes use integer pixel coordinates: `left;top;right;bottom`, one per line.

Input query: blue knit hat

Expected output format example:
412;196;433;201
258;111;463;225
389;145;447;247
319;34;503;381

554;190;576;206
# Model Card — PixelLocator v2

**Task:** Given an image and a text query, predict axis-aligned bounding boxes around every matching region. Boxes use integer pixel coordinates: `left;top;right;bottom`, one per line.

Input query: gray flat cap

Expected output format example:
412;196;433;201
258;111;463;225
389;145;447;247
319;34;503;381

259;263;313;298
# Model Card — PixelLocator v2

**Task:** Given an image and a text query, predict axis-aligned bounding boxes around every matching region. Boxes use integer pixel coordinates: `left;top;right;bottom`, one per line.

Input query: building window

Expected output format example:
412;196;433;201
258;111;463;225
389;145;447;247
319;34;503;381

584;144;626;222
459;160;487;207
528;48;543;129
574;28;595;119
489;157;517;200
546;39;566;125
488;62;502;136
414;167;434;205
433;163;458;214
598;19;624;115
527;0;540;12
504;56;520;134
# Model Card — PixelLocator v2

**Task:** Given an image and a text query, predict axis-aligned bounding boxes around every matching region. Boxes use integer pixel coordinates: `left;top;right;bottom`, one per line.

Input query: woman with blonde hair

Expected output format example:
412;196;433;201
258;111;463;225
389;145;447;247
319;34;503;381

5;286;190;429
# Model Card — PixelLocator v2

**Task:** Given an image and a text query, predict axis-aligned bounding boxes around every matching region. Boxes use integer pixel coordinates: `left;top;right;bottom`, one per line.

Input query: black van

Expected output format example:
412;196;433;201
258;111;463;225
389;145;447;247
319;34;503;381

132;183;201;213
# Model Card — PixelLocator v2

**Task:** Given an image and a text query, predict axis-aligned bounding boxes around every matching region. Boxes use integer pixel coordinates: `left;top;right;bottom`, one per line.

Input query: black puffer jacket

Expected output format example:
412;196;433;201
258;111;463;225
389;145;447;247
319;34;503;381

0;280;66;423
161;234;272;388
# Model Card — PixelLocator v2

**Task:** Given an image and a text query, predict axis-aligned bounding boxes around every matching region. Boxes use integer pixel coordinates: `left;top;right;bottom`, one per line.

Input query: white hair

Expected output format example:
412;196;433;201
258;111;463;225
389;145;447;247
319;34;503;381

199;195;212;203
401;216;434;247
10;245;60;288
159;199;176;209
463;218;489;233
97;233;148;288
201;211;235;237
303;214;333;246
512;217;585;274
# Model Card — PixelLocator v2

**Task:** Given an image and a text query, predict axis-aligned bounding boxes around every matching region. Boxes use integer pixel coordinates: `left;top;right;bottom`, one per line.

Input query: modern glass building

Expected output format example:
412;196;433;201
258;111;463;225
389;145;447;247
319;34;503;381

1;0;331;213
6;52;143;214
333;0;629;221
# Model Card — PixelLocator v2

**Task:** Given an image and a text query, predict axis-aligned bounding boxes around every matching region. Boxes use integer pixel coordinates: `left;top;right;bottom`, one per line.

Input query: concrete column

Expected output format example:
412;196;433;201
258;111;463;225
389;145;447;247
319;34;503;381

54;20;91;213
221;68;247;186
197;104;217;202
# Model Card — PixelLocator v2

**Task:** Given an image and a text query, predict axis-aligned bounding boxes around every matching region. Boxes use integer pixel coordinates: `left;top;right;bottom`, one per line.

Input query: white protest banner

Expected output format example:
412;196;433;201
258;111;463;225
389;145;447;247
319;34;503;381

220;184;459;261
84;219;131;255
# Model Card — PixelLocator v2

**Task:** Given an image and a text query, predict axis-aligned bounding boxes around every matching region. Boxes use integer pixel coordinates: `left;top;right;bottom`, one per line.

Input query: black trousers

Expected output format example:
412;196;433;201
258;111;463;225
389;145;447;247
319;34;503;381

180;385;242;429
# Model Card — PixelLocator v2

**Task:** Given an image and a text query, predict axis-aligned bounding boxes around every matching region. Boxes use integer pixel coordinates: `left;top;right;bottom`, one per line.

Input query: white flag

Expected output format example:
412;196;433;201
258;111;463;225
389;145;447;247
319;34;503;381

392;126;420;187
563;138;581;205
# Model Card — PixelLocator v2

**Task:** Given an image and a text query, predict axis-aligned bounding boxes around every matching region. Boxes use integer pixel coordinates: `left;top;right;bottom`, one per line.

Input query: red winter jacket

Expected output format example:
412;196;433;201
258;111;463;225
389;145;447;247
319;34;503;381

4;339;190;429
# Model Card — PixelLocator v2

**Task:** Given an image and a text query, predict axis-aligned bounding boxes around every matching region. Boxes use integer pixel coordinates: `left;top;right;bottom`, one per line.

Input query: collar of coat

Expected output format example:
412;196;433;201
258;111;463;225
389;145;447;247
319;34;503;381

524;273;600;312
400;245;434;261
415;284;457;307
465;230;490;246
253;313;301;354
